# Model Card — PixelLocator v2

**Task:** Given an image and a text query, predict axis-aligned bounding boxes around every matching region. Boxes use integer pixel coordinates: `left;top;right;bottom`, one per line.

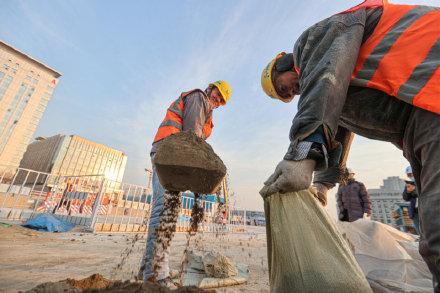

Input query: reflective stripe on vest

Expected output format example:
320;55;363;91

347;0;440;114
153;89;214;143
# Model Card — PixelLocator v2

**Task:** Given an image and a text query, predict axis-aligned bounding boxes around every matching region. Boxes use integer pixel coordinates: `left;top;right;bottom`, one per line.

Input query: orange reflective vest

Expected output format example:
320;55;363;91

343;0;440;114
153;89;213;143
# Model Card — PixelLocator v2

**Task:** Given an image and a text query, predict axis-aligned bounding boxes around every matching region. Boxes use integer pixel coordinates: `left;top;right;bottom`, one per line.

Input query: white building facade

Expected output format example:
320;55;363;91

19;134;127;183
368;176;405;226
0;41;61;170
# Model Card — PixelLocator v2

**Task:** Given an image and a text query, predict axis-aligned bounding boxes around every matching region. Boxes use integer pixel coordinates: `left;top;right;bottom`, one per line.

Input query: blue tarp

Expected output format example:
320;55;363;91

23;214;75;232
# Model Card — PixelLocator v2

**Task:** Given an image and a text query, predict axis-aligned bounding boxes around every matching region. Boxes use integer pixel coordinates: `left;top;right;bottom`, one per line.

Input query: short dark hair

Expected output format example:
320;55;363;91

275;53;294;72
272;53;295;86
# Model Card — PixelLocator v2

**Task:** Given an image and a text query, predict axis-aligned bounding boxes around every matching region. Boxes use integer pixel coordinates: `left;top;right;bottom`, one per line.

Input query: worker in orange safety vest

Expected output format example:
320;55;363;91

260;0;440;291
139;80;232;288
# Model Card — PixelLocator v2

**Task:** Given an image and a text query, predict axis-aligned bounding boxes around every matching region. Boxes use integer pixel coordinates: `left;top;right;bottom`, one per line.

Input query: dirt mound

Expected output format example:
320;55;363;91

154;131;226;194
68;274;113;290
25;274;213;293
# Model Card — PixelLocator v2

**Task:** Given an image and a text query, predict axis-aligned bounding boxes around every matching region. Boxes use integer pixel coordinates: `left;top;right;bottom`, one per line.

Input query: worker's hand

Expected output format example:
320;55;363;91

363;213;371;220
312;182;328;206
260;159;315;198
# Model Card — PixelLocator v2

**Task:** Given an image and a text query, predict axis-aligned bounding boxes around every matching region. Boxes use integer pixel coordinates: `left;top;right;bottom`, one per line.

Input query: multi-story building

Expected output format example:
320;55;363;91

368;176;405;226
0;41;61;170
229;209;265;226
245;210;265;226
19;134;127;183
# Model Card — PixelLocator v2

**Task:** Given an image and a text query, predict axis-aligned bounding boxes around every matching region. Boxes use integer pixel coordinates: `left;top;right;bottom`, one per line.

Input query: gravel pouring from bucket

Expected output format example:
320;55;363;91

154;132;226;194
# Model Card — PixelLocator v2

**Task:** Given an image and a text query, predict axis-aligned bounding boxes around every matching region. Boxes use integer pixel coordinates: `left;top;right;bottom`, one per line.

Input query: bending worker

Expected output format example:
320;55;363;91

139;80;232;288
260;0;439;291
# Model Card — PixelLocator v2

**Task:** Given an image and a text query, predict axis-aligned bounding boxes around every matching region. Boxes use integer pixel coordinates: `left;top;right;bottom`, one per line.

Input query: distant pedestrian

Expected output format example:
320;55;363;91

337;168;371;222
402;166;420;235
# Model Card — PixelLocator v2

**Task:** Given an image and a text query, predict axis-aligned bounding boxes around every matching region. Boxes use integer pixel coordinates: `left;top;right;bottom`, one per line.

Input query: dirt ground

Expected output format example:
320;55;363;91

0;224;269;293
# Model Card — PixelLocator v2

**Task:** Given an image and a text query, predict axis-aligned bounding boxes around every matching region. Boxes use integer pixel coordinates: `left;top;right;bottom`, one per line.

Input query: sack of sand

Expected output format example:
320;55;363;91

264;188;372;293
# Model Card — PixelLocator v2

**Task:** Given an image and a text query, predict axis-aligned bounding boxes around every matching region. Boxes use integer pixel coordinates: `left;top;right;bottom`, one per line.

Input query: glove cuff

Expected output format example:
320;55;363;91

284;142;328;171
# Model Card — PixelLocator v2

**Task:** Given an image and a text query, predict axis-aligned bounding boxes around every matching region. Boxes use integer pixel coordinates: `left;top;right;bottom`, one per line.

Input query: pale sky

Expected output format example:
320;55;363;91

1;0;437;211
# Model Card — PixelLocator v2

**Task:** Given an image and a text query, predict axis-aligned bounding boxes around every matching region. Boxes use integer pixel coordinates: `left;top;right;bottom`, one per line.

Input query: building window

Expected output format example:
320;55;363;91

0;75;14;102
46;84;54;92
0;84;34;153
0;83;27;135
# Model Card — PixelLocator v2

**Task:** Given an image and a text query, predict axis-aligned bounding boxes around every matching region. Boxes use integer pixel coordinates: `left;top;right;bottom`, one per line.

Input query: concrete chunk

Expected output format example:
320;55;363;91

154;132;226;194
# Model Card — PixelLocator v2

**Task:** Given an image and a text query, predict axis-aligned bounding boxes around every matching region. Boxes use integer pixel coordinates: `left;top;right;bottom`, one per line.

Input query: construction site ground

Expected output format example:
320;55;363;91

0;224;269;293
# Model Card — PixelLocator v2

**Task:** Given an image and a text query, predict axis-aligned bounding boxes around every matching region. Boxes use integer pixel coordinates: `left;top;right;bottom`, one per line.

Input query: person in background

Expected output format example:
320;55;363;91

402;166;420;235
336;168;371;222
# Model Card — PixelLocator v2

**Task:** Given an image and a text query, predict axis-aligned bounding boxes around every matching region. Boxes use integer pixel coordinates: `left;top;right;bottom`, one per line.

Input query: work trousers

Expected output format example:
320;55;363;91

139;153;174;282
403;107;440;292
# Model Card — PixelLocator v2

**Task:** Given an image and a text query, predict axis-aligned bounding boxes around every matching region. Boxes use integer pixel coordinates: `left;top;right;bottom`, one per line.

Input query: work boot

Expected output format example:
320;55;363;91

156;277;179;289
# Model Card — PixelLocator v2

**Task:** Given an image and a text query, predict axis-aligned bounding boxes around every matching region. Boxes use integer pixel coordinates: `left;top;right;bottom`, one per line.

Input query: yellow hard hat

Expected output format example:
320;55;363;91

210;80;232;105
261;52;285;100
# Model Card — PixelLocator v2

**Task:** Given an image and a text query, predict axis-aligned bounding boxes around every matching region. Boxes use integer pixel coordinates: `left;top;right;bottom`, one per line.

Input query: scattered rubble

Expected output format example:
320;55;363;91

25;274;213;293
203;251;238;278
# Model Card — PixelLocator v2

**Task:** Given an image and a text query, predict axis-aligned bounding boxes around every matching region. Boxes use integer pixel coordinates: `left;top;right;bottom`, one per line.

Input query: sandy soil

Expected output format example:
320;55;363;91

0;224;269;293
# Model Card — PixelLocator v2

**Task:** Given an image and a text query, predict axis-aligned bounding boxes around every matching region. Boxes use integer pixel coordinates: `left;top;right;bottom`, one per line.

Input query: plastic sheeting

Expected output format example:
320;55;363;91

337;219;432;292
23;213;75;232
264;188;372;293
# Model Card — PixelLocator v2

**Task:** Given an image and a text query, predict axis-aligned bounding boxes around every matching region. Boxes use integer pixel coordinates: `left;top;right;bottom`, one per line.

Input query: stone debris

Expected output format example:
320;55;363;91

202;251;238;278
25;273;213;293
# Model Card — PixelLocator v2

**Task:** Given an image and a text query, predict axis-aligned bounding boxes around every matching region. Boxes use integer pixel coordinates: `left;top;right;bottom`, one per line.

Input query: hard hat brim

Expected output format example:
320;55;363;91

261;52;291;101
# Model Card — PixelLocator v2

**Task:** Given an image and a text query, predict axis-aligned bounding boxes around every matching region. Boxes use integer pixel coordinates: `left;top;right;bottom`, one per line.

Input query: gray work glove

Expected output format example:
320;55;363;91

259;159;316;198
312;182;329;206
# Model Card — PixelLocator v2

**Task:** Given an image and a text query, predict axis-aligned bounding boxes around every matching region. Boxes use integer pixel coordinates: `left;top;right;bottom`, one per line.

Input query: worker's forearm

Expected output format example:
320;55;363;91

312;127;353;187
289;9;365;150
284;126;330;172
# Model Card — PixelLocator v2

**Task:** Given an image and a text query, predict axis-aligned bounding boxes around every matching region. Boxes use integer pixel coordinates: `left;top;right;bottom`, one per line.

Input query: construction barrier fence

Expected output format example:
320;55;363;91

0;165;261;234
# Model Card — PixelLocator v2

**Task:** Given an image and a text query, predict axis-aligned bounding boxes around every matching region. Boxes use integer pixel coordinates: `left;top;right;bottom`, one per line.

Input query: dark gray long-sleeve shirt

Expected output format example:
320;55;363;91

151;90;212;153
182;91;212;137
289;9;367;151
288;8;419;186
